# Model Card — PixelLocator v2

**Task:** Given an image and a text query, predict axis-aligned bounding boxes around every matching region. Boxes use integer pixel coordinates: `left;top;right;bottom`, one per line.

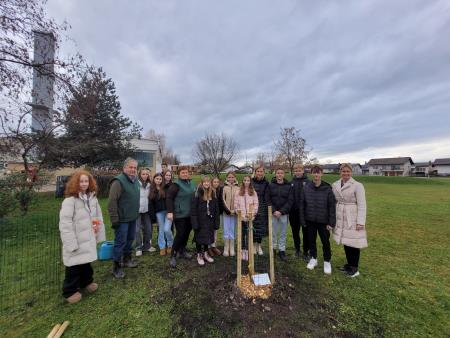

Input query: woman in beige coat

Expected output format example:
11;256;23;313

332;163;367;277
59;170;105;303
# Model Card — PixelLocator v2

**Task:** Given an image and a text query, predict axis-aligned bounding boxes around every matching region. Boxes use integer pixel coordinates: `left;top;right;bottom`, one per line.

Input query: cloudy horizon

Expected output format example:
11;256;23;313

47;0;450;165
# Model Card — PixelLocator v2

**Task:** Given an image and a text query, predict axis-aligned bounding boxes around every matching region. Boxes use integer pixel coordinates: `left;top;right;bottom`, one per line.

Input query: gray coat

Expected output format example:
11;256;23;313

59;194;106;267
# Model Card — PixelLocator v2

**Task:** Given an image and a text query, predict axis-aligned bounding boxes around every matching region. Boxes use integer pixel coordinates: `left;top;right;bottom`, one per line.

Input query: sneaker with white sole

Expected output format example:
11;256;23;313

204;251;214;263
197;253;205;266
147;246;157;253
307;258;318;270
346;266;360;278
324;261;332;274
257;245;263;256
135;250;142;257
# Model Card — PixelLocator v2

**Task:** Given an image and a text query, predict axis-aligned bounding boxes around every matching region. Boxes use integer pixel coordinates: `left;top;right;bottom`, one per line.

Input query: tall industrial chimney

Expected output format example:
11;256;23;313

30;30;55;132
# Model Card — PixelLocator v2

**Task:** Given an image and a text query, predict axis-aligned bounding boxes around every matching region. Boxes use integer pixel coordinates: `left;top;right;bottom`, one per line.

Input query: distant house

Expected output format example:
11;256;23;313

367;157;414;176
361;164;369;176
433;158;450;176
130;138;162;174
351;163;362;176
413;162;432;177
322;164;340;174
239;165;254;174
222;165;241;173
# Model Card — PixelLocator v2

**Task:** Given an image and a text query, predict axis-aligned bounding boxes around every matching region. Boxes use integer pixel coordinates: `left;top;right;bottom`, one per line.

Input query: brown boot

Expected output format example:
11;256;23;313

65;292;82;304
160;248;167;256
166;247;172;255
208;248;215;257
85;282;98;293
211;247;222;256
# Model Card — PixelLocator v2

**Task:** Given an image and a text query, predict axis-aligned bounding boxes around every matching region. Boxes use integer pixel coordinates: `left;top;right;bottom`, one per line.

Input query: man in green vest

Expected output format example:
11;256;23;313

166;165;197;268
108;157;140;278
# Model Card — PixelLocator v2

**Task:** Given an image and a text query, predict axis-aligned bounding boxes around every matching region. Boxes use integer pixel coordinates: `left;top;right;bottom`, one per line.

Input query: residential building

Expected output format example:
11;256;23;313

351;163;363;176
130;138;162;173
413;162;432;177
322;163;340;174
433;158;450;176
367;157;414;176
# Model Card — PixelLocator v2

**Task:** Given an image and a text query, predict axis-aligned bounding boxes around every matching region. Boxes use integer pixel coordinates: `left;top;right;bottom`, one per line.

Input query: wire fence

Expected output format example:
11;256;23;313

0;212;63;312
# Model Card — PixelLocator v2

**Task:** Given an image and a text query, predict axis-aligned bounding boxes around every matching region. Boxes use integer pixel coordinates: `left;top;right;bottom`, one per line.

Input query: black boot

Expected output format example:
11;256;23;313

180;247;193;260
170;254;177;268
123;254;138;268
295;250;301;258
112;261;125;278
279;251;288;262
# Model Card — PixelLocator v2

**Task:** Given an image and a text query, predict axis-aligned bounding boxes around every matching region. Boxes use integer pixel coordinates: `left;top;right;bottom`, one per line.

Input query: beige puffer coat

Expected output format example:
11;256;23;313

332;178;367;249
222;180;239;215
59;193;106;267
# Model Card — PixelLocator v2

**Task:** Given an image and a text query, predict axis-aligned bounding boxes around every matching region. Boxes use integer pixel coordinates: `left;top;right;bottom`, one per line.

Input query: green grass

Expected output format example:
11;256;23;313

0;176;449;337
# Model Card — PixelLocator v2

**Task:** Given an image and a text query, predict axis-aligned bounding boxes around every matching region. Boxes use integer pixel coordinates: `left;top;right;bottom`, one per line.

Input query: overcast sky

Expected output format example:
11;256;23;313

47;0;450;164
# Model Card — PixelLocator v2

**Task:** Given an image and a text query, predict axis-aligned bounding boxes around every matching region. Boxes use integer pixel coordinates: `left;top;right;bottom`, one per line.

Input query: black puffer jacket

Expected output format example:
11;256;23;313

191;187;220;245
148;182;171;221
300;181;336;226
290;174;309;213
268;178;293;215
252;177;271;238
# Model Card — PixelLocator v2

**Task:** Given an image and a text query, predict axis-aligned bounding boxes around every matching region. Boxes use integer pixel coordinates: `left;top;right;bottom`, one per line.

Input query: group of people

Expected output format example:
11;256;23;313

58;159;367;304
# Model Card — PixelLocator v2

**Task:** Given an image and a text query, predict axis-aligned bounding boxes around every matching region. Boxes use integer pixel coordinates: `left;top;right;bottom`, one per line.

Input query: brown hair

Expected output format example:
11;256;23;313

340;163;353;172
252;165;265;179
64;170;98;197
177;165;190;174
275;167;285;173
199;176;213;201
150;173;165;200
311;165;323;173
239;175;255;196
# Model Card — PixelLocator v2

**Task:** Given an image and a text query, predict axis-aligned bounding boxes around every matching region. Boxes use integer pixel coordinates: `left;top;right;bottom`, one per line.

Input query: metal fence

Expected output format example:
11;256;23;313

0;212;63;312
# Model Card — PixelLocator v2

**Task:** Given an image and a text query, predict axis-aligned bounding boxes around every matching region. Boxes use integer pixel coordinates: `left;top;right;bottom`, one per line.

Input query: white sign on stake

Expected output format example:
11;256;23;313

252;273;272;286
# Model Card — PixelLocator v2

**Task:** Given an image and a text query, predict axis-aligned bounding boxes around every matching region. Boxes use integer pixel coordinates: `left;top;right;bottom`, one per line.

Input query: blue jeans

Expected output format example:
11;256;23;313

113;220;137;262
156;211;173;249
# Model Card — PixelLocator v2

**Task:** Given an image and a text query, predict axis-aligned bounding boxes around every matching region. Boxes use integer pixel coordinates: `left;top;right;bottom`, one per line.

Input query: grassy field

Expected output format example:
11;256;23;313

0;175;449;337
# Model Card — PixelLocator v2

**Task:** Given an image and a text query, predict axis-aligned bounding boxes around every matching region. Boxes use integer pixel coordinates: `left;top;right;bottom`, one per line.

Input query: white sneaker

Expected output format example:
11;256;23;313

197;253;205;266
229;240;235;256
148;246;157;253
203;251;214;263
324;261;332;275
257;244;263;256
135;250;142;257
307;258;318;270
243;250;248;261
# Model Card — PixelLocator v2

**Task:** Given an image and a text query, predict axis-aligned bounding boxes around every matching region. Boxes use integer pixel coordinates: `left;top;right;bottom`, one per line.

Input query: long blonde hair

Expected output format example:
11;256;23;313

199;176;213;201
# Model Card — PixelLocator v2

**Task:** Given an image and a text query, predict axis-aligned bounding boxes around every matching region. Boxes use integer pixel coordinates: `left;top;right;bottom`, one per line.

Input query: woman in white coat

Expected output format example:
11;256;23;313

332;163;367;277
59;170;105;303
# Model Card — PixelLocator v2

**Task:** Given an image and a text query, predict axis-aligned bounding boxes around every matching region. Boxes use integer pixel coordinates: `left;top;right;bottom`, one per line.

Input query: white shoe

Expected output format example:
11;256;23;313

148;246;157;253
197;253;205;266
242;250;248;261
203;251;214;263
135;250;142;257
257;244;263;256
324;261;332;275
223;240;230;257
307;258;318;270
229;240;235;256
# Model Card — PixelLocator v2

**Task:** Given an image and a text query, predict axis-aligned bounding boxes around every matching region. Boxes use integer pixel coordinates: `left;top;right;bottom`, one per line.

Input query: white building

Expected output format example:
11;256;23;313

413;162;432;177
433;158;450;176
367;157;414;176
351;163;363;176
130;138;162;173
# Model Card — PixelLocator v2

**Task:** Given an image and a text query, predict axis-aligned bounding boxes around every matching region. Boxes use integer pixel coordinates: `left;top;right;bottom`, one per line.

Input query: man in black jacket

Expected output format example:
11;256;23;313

269;168;294;262
289;163;310;261
300;165;336;274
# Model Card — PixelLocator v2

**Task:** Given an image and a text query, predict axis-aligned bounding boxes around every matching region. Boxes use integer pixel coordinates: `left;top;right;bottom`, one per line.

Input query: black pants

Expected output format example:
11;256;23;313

62;263;93;298
172;217;192;255
289;211;309;255
196;244;208;253
241;221;249;249
344;245;360;268
307;222;331;262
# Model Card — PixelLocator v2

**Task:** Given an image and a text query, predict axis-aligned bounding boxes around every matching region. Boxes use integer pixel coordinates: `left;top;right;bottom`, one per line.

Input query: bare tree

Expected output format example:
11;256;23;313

145;129;180;165
194;133;238;176
274;127;310;174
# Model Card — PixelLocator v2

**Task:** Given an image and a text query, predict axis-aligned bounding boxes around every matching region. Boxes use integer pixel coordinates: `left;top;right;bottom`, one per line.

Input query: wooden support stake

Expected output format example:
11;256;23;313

268;206;275;284
248;204;255;276
53;321;70;338
237;210;242;287
47;324;61;338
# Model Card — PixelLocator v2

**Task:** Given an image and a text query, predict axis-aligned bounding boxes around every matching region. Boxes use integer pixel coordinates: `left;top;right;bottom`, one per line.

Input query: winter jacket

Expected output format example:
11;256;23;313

149;182;170;221
222;180;239;215
59;193;106;267
234;189;259;221
268;178;294;215
107;173;140;227
214;185;225;214
300;181;336;227
166;179;196;219
191;187;220;245
332;178;367;248
138;180;151;213
290;174;309;213
252;177;271;236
